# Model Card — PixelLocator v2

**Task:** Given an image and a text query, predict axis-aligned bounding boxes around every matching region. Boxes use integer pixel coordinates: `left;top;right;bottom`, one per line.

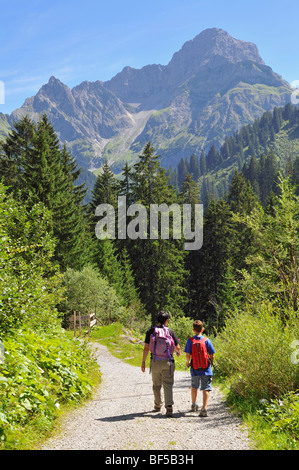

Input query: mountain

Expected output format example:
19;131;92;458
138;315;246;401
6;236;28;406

170;103;299;204
2;28;292;173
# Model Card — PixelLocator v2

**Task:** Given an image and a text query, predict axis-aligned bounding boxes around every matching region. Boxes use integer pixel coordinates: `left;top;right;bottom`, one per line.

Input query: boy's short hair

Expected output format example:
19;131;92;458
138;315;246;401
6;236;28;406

193;320;204;333
157;311;170;324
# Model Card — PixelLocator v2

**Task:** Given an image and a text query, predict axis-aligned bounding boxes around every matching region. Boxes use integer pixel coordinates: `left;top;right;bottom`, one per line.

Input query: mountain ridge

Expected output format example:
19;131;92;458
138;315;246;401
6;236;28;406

1;28;292;173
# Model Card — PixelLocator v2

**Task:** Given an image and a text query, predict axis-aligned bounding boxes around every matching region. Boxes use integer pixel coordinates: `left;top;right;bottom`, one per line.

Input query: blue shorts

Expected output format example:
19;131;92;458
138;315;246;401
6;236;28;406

191;375;213;391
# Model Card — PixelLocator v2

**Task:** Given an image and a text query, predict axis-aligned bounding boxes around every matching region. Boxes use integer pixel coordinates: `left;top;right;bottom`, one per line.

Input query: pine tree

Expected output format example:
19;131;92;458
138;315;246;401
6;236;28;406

126;142;188;322
227;171;259;272
88;161;125;295
90;160;119;212
119;163;135;205
187;198;233;322
199;150;207;175
177;157;188;189
233;173;299;312
96;239;124;299
179;173;202;320
0;116;36;193
0;115;91;271
179;173;201;206
189;153;200;180
58;145;91;270
206;144;221;170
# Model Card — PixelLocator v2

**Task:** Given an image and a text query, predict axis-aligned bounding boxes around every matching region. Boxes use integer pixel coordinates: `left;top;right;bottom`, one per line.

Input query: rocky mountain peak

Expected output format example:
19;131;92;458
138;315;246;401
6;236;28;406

8;28;291;173
167;28;264;78
31;76;76;115
106;28;267;105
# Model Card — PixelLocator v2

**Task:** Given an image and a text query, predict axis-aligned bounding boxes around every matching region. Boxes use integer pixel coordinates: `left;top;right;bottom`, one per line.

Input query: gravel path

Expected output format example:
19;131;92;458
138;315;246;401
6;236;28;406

41;343;252;451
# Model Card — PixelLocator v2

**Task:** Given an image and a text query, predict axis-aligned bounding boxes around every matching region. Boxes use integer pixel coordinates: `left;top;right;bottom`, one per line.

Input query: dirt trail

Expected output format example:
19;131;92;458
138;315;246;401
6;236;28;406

41;343;252;451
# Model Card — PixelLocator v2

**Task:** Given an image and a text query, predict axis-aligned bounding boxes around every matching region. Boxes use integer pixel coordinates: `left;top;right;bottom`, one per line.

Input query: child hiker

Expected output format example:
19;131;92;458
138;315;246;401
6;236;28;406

184;320;215;417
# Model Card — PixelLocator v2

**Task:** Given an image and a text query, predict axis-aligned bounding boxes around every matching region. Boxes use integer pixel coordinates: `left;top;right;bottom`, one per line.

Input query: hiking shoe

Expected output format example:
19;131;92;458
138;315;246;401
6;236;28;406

191;403;199;412
166;406;173;417
153;405;161;412
199;409;208;417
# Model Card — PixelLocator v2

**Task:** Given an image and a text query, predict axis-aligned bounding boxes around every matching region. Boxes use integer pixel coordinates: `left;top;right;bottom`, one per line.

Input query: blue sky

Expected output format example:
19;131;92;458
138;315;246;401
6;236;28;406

0;0;298;114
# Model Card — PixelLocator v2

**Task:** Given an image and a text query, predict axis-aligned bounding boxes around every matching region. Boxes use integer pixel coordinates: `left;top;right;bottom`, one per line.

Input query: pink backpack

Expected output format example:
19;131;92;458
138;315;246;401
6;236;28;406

149;326;175;361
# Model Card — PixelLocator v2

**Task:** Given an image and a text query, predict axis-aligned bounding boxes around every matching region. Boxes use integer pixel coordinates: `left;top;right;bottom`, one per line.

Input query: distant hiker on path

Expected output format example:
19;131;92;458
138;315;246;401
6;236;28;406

141;311;181;417
184;320;215;417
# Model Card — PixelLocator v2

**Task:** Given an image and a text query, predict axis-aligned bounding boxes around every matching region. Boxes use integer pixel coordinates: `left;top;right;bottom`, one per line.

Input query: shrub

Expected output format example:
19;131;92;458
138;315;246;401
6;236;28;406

258;391;299;449
0;183;64;335
215;303;299;399
170;316;194;347
0;327;100;448
61;265;126;325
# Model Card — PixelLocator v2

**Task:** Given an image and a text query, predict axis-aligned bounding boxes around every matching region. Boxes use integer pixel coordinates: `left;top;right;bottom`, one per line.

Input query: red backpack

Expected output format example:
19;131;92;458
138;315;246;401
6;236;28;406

190;336;210;370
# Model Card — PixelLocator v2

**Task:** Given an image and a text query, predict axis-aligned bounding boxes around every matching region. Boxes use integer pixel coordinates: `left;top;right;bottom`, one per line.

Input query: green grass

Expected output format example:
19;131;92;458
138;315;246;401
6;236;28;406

91;323;144;368
91;322;188;371
215;382;299;450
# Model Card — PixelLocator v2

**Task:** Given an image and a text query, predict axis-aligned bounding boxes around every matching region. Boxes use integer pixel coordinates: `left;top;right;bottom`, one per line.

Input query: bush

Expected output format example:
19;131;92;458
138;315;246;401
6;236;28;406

0;184;64;335
258;391;299;449
61;265;126;325
170;315;194;347
0;327;100;448
215;303;299;399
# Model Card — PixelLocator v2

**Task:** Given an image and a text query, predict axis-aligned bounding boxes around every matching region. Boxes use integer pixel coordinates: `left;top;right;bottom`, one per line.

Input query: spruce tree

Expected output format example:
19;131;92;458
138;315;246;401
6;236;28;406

206;144;221;170
179;173;201;206
0;116;36;194
119;248;140;308
58;144;91;270
189;153;200;180
89;161;124;296
0;114;91;271
199;150;207;176
119;163;134;205
227;171;259;272
177;157;188;189
90;160;119;212
233;173;299;312
23;114;64;206
96;238;124;299
188;198;233;323
125;142;188;322
179;173;202;320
